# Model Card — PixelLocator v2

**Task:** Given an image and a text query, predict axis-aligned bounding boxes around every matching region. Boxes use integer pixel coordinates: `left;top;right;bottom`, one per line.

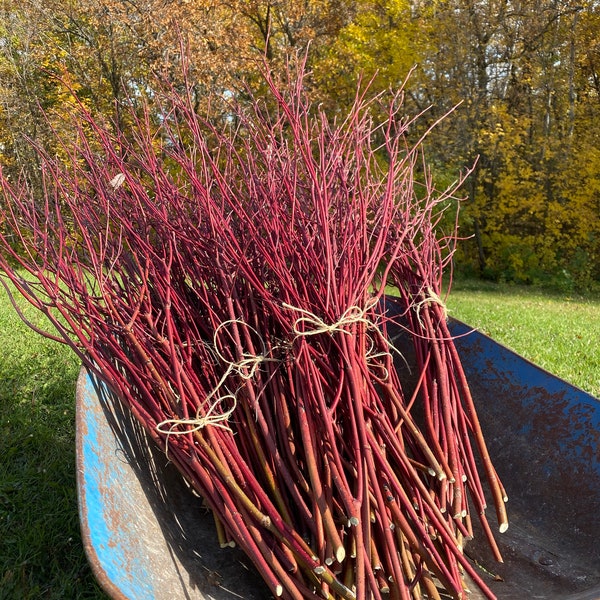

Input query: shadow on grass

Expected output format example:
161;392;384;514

0;315;107;600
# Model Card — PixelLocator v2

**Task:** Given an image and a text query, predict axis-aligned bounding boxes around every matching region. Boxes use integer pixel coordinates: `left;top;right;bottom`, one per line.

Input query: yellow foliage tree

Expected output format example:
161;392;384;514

315;0;600;287
2;0;600;285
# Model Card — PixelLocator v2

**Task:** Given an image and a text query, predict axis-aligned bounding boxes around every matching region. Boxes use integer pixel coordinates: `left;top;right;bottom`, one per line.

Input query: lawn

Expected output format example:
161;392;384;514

446;279;600;399
0;285;106;600
0;278;598;598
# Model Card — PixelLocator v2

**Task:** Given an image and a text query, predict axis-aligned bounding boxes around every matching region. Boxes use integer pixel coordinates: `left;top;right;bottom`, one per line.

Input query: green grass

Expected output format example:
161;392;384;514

0;285;106;600
446;279;600;399
0;277;598;599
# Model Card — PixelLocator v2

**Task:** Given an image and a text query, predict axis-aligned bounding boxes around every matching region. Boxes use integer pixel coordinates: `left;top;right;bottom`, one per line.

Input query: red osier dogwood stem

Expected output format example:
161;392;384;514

0;63;507;599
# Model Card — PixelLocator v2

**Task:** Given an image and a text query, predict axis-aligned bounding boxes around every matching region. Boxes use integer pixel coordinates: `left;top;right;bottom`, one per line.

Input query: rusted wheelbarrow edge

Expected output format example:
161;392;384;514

76;319;600;599
75;370;271;600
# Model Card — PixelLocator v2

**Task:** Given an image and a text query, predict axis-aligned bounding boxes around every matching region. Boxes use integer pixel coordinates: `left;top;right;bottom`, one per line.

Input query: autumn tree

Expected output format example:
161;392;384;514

2;0;599;285
317;0;600;287
0;0;356;184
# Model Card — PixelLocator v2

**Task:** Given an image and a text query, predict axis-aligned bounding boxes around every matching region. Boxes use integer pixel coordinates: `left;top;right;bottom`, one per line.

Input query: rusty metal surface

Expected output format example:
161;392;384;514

75;371;271;600
76;316;600;600
448;320;600;600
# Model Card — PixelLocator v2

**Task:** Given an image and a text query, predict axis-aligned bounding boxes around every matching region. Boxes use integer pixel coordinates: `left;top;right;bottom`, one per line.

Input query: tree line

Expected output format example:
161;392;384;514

1;0;599;289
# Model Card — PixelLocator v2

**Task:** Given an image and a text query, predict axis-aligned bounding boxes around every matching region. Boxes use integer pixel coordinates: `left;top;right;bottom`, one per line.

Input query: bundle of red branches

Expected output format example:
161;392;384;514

0;64;507;599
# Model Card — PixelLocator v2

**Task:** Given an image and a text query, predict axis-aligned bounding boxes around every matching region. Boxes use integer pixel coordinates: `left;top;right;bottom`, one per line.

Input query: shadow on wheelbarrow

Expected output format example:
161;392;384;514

76;317;600;600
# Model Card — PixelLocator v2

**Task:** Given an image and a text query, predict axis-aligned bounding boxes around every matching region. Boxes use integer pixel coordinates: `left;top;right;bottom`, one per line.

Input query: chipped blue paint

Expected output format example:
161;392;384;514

80;373;155;599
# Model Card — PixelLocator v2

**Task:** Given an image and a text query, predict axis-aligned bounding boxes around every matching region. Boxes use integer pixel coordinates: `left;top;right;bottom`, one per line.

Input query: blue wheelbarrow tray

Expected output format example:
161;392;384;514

76;318;600;600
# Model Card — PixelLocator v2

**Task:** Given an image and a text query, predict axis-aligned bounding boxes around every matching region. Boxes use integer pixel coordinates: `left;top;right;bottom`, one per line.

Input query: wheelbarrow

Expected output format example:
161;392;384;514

76;318;600;600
